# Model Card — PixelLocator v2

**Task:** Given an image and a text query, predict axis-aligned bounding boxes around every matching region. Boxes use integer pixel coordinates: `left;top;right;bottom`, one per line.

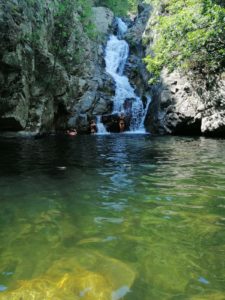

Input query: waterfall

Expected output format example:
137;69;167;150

131;95;152;133
104;18;150;133
96;116;109;135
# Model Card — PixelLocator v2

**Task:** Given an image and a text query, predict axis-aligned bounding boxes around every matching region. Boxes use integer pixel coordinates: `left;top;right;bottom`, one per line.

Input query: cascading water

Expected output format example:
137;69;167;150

96;116;109;135
105;18;150;133
133;95;152;133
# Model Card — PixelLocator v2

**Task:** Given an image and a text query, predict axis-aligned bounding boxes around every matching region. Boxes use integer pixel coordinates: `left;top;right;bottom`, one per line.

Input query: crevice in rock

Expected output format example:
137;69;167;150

0;117;24;131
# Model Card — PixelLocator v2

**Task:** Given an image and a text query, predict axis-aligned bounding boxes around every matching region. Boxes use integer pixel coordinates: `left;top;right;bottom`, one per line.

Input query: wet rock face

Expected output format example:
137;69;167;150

0;1;114;134
92;7;114;35
124;3;152;103
147;69;225;136
126;3;152;47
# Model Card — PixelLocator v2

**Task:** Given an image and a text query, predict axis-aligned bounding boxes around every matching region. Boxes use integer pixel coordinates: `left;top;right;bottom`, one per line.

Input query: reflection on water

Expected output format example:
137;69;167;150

0;135;225;299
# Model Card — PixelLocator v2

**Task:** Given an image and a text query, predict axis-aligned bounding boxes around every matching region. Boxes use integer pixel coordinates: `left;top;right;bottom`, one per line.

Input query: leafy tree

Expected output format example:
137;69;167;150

144;0;225;83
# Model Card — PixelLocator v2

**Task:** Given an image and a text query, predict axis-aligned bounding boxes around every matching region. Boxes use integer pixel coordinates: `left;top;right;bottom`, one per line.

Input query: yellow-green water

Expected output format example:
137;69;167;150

0;135;225;299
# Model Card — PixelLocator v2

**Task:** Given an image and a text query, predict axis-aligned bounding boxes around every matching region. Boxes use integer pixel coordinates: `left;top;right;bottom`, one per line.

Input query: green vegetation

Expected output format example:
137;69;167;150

24;0;95;44
144;0;225;83
52;0;95;59
22;0;95;87
95;0;140;15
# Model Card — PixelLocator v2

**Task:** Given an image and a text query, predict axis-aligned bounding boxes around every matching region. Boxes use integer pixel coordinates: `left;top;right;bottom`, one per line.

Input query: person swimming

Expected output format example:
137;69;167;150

118;113;126;132
90;120;97;134
67;128;77;136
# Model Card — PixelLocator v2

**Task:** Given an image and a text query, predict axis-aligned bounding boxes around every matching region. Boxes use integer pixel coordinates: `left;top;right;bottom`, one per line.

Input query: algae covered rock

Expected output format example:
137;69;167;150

0;250;135;300
0;272;111;300
190;292;225;300
47;250;135;293
0;276;80;300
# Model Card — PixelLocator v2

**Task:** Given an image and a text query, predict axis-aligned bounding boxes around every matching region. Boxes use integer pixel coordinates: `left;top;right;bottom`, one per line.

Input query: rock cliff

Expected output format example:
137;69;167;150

142;2;225;137
0;0;114;135
124;3;151;117
149;69;225;136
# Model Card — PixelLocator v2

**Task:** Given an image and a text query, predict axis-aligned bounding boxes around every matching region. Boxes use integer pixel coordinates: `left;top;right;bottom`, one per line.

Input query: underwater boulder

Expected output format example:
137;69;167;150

0;250;135;300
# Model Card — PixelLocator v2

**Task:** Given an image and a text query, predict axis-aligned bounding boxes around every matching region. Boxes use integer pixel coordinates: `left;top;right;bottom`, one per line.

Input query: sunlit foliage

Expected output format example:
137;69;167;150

144;0;225;82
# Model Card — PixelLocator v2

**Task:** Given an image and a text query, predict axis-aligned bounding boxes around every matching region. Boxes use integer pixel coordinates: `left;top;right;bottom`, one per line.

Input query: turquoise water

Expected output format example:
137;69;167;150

0;135;225;299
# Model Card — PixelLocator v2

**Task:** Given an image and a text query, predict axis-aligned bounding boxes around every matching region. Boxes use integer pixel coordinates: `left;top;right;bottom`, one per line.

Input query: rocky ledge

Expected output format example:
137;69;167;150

146;69;225;136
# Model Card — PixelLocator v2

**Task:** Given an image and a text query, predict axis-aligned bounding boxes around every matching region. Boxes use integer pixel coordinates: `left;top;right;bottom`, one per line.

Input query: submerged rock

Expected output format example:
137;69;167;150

0;250;135;300
46;250;135;289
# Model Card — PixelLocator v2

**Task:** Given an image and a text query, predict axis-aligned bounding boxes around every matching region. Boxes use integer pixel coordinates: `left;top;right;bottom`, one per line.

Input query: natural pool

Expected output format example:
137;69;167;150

0;134;225;299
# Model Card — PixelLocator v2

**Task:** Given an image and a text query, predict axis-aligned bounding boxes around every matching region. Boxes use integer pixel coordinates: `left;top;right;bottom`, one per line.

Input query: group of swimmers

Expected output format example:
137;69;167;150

66;120;97;136
66;114;126;136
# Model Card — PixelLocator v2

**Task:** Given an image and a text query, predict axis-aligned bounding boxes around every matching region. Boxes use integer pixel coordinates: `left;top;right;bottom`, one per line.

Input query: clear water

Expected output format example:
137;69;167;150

0;135;225;300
